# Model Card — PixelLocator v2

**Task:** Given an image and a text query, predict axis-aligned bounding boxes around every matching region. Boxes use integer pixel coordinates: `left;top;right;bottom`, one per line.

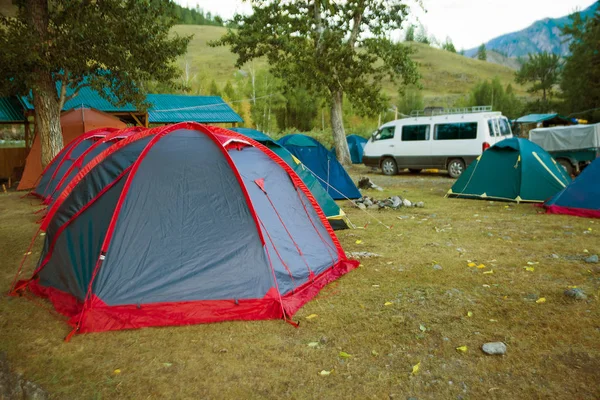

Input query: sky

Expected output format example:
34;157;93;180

176;0;596;50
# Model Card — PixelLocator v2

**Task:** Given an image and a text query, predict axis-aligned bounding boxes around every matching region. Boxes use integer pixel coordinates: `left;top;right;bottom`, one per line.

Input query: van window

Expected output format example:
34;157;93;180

434;122;478;140
487;119;498;137
375;126;395;141
499;118;512;136
401;125;430;141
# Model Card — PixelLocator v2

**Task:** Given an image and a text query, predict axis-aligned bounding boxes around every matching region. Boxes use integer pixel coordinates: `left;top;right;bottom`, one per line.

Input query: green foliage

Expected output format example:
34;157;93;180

405;24;415;42
468;77;523;119
415;24;430;45
213;0;420;116
172;4;223;26
0;0;190;108
208;79;221;96
397;85;424;116
441;37;456;53
477;44;487;61
515;51;561;103
560;8;600;122
275;87;319;132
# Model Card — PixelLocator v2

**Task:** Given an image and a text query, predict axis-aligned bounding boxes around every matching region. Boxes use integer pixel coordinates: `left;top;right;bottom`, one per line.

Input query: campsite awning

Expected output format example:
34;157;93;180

515;113;572;124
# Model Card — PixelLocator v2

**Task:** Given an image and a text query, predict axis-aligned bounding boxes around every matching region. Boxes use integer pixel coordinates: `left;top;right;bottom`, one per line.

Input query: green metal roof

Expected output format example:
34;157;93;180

20;85;137;113
0;97;25;122
147;94;242;123
19;87;242;123
515;113;570;124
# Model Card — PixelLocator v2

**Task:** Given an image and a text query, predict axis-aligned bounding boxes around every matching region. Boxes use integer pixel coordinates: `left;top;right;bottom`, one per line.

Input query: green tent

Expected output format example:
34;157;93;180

230;128;352;229
447;138;571;202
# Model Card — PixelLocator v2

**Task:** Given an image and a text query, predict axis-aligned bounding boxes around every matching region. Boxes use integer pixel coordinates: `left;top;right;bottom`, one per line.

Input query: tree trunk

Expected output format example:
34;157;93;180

330;90;351;166
27;0;63;167
33;74;63;167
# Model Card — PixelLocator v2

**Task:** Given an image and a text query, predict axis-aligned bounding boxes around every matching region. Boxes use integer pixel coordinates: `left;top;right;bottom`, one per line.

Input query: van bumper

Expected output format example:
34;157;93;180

362;156;380;168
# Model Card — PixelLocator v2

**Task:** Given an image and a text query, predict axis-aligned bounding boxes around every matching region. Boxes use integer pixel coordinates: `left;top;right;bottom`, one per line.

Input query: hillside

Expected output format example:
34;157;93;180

174;25;528;103
465;1;599;57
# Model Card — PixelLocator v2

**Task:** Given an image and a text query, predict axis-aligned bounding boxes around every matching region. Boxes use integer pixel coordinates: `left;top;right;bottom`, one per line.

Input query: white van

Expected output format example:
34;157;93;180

363;106;513;178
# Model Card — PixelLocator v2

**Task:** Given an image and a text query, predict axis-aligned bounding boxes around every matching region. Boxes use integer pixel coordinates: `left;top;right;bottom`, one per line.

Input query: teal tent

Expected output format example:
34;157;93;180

230;128;352;229
447;138;571;202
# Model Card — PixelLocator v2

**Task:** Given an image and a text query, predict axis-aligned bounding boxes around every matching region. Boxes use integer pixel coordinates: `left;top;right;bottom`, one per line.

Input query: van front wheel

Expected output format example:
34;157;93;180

381;157;398;176
447;159;465;179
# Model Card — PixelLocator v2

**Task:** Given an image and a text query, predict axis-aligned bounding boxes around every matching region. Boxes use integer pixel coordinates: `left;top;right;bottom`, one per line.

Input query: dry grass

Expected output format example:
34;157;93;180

1;169;599;399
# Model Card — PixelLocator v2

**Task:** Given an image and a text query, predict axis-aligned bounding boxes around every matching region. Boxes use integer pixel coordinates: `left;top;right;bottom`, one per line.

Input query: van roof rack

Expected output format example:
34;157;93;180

409;105;493;117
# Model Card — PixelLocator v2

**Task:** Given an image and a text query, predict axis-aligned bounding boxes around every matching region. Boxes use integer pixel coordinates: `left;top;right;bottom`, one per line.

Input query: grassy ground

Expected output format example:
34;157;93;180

1;168;599;399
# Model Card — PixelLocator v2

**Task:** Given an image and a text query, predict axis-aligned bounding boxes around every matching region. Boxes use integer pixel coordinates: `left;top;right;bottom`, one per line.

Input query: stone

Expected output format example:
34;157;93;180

390;196;402;208
357;203;367;210
363;198;374;207
481;342;507;355
564;288;587;300
319;336;328;344
585;254;599;263
415;201;424;208
433;264;443;270
551;254;559;259
402;199;412;207
368;204;380;210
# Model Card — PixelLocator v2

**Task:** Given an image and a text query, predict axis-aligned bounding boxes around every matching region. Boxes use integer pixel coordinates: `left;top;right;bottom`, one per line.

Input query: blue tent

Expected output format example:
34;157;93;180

278;134;361;200
12;123;358;335
331;135;368;164
545;157;600;218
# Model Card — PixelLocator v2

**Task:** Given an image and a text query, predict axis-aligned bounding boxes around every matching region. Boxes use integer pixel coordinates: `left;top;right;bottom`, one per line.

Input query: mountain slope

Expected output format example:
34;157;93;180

174;25;528;101
466;1;598;57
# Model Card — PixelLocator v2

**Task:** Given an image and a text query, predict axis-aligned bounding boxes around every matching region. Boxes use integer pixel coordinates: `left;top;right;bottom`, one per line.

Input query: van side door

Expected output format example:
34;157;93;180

396;124;432;169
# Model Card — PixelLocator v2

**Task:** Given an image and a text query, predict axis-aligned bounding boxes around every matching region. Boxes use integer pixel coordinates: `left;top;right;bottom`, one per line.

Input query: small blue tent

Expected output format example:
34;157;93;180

278;134;361;200
544;157;600;218
331;135;368;164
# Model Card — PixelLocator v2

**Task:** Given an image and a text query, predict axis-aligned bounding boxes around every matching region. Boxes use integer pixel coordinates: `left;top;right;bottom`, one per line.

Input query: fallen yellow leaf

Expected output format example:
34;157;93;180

477;264;486;269
483;270;494;275
536;297;546;304
456;346;468;353
339;351;352;358
113;369;121;375
467;311;473;317
355;240;363;244
411;362;421;375
467;262;476;267
568;285;578;289
489;319;497;322
524;266;535;272
384;301;393;306
305;314;318;320
319;370;332;376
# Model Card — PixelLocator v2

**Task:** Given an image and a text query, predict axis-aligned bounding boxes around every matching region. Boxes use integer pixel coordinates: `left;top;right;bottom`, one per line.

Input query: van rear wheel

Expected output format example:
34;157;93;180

447;158;465;179
408;169;422;174
381;157;398;176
